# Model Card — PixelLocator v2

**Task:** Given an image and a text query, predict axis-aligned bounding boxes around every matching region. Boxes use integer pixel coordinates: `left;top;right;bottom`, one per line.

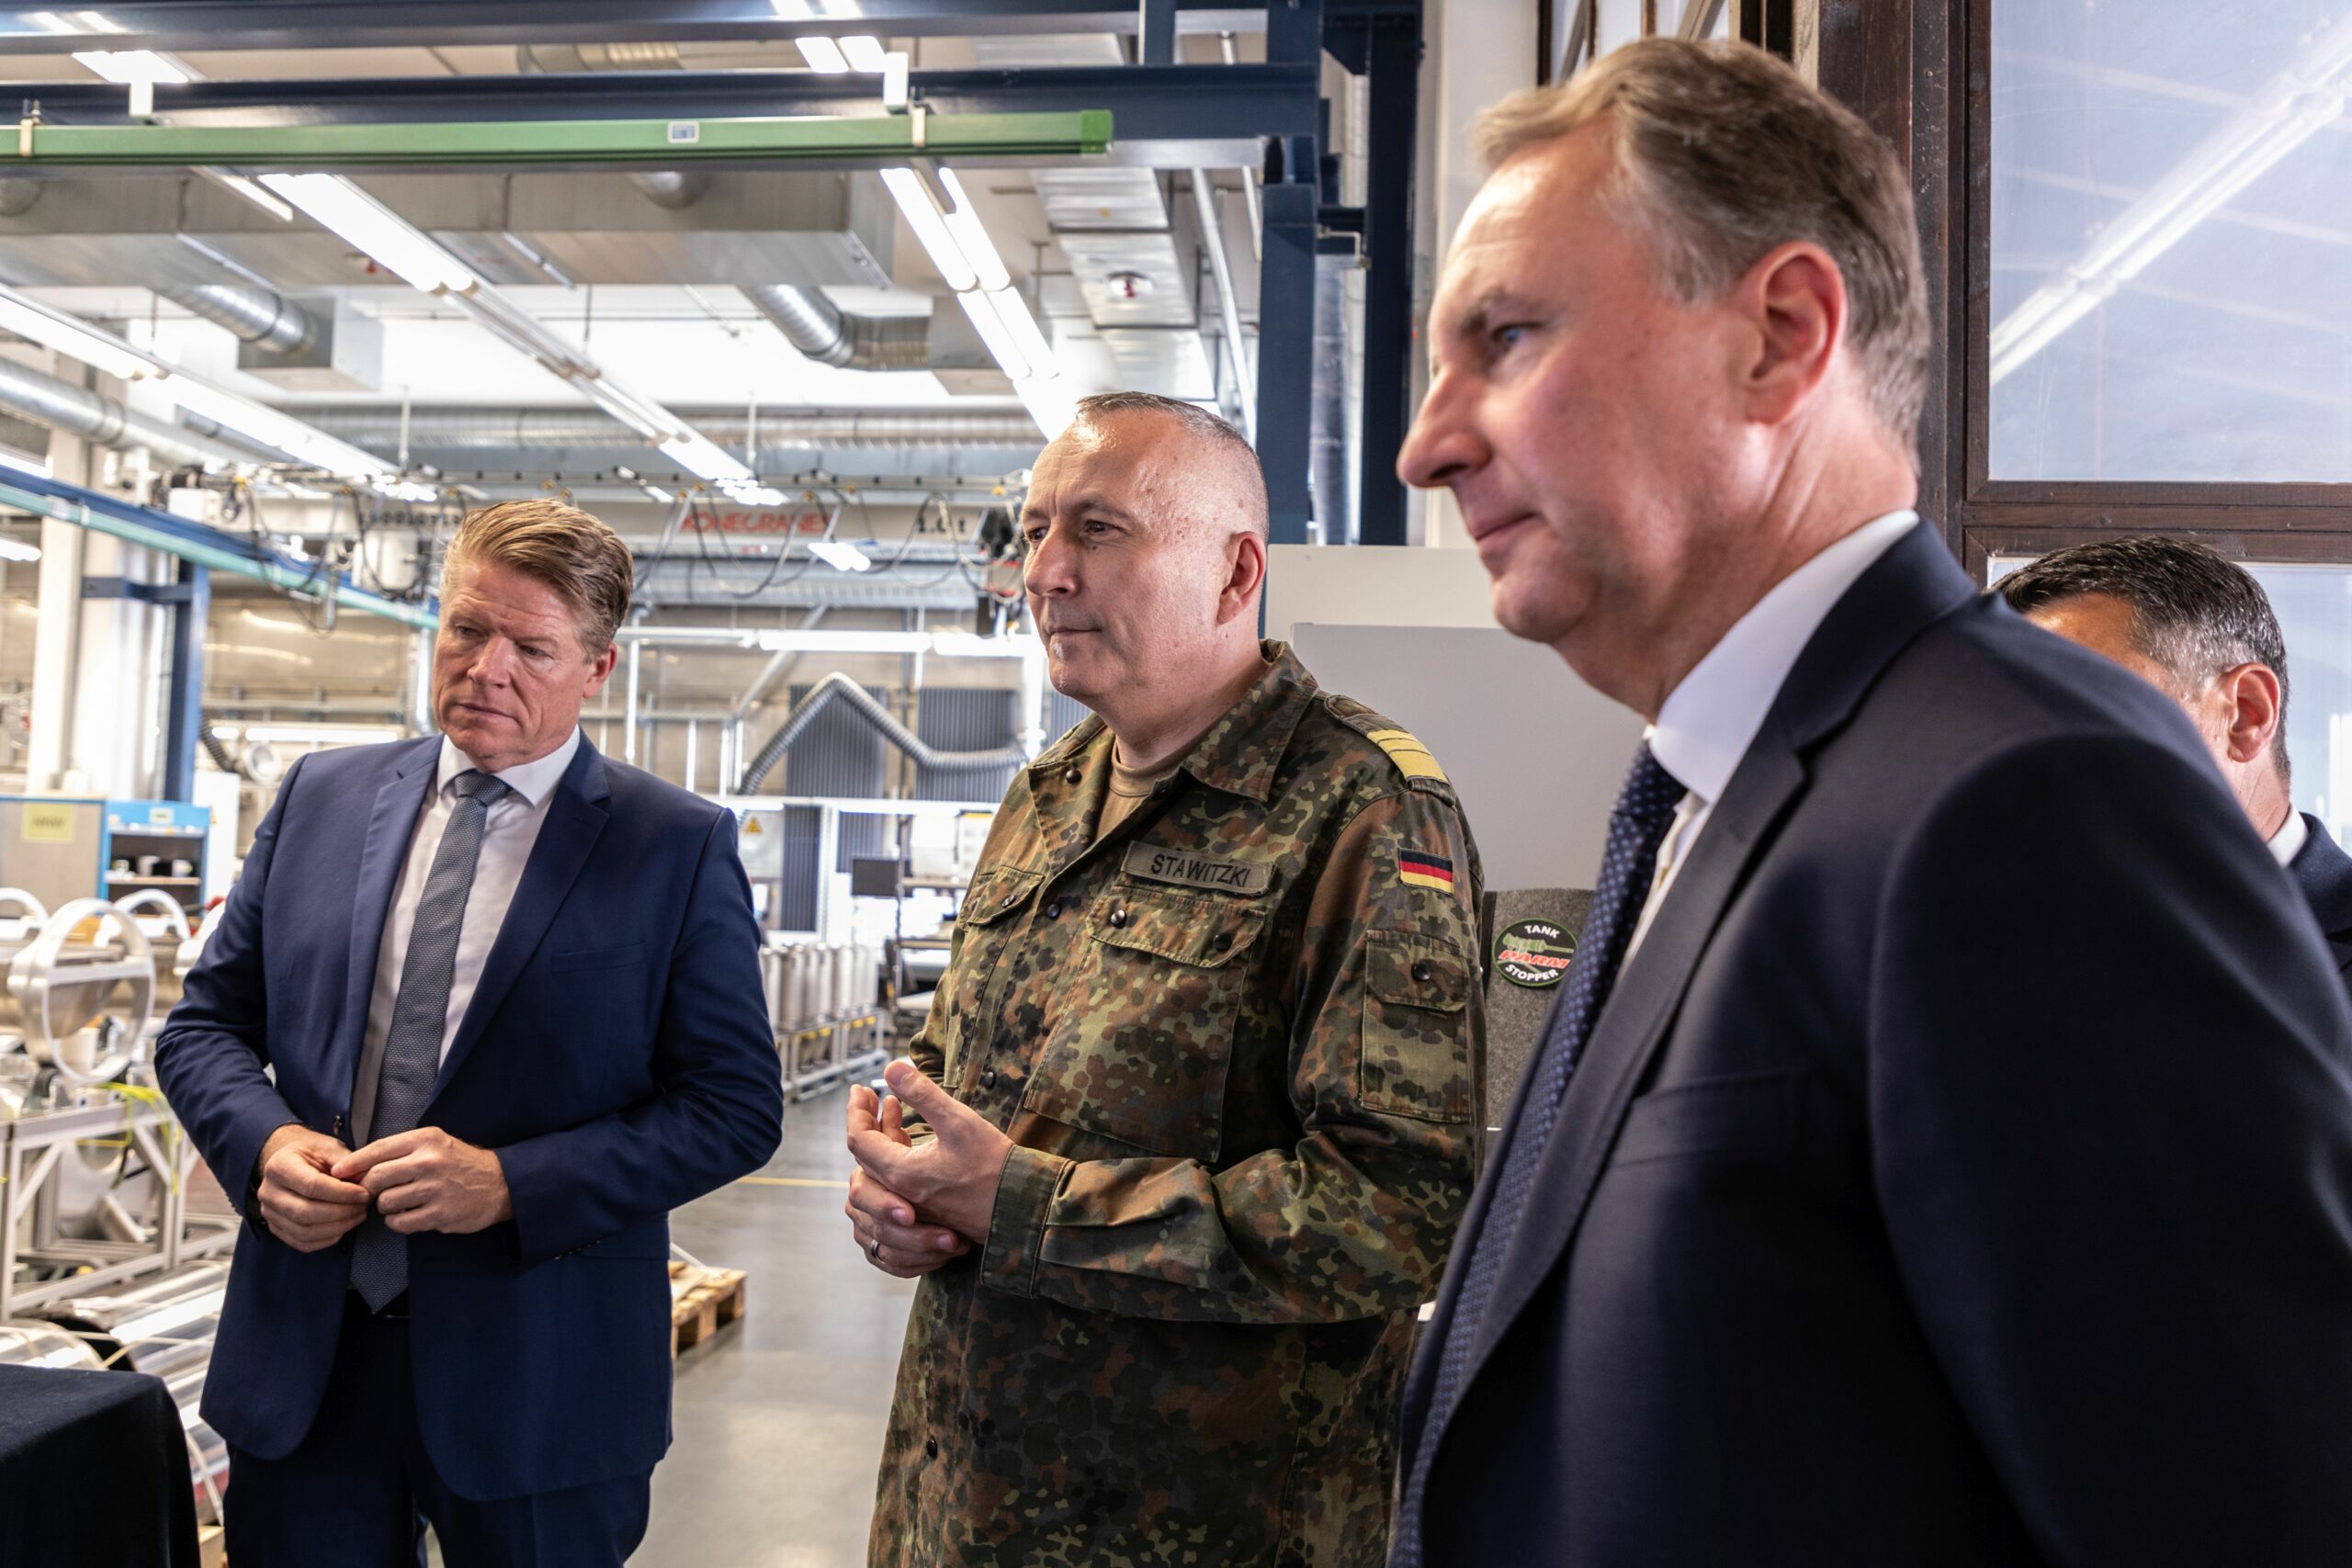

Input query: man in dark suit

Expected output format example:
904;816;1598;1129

1389;38;2352;1567
157;500;783;1567
1997;536;2352;980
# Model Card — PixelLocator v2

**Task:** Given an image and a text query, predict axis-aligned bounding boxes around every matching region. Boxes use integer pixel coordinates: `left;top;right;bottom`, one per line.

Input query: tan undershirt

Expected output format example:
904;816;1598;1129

1094;747;1183;843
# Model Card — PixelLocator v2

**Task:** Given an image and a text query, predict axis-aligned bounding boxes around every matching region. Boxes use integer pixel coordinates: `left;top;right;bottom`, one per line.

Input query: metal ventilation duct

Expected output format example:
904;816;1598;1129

741;285;932;371
160;282;314;355
300;406;1043;450
0;354;251;469
968;33;1212;398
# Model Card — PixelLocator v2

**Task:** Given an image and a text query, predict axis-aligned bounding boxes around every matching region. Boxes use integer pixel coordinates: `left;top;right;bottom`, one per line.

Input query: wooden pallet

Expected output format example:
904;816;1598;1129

668;1261;748;1358
198;1523;225;1567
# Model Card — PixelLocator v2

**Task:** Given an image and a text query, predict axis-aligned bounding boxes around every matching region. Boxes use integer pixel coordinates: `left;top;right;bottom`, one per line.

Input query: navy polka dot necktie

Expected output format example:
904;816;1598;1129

1392;741;1685;1565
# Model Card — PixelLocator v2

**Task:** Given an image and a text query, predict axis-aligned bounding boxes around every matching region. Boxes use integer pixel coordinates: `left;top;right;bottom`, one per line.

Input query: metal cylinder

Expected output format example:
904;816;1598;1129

2;898;156;1084
0;1318;101;1370
0;355;249;471
162;282;315;355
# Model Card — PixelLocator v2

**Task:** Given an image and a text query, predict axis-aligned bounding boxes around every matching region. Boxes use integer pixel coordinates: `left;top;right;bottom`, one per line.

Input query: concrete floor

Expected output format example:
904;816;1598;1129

639;1088;916;1566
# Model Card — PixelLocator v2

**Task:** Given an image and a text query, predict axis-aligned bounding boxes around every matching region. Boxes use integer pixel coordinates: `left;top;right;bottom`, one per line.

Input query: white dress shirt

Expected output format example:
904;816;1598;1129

1626;511;1922;957
2269;808;2310;869
349;728;582;1144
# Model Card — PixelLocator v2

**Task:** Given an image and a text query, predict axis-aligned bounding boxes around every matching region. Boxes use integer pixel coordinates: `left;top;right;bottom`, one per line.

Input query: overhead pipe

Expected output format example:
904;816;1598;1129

1188;170;1255;439
0;354;252;470
300;405;1043;450
629;170;710;210
741;286;933;372
161;282;314;356
736;671;1027;795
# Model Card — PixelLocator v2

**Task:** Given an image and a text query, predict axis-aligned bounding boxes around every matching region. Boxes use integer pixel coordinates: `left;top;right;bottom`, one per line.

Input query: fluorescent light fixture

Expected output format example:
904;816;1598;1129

722;481;789;507
659;431;756;486
0;288;159;382
1015;373;1081;440
164;376;393;479
73;49;187;84
956;290;1033;381
796;36;850;73
642;484;674;503
379;479;438;502
986;287;1057;378
0;537;40;563
839;34;888;72
882;51;910;108
935;170;1011;292
260;173;478;293
879;167;978;292
808;539;874;572
194;168;294;221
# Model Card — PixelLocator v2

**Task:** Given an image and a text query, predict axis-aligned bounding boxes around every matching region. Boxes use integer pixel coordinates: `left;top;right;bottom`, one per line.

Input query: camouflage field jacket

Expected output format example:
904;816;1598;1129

870;643;1485;1568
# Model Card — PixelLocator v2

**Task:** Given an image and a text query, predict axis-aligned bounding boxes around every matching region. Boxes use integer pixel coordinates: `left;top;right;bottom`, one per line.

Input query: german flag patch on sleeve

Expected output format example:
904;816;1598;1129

1398;851;1455;893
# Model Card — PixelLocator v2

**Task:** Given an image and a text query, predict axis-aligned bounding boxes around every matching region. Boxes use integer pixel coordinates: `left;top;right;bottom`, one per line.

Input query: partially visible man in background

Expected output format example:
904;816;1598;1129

1997;536;2352;979
159;500;781;1567
846;391;1484;1567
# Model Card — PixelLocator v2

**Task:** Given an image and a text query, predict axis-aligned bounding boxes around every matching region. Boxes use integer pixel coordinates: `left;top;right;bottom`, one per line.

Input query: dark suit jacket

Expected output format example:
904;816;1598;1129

2290;811;2352;984
1396;523;2352;1565
156;735;783;1500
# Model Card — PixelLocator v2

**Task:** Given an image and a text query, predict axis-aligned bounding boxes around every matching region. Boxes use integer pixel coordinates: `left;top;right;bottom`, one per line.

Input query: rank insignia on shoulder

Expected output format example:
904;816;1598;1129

1398;851;1455;893
1363;728;1448;784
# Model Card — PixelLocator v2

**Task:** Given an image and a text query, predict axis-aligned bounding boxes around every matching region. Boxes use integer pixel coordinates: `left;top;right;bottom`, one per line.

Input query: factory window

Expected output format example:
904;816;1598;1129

1987;1;2352;483
1815;0;2352;590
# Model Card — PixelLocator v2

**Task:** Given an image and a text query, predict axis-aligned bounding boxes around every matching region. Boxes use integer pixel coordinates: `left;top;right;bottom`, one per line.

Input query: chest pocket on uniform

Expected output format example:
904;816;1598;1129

1022;889;1269;1161
1359;931;1476;1122
940;863;1038;1078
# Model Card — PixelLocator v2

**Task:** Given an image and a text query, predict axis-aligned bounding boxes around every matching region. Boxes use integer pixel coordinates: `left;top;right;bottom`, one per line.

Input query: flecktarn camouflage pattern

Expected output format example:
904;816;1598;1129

870;643;1485;1568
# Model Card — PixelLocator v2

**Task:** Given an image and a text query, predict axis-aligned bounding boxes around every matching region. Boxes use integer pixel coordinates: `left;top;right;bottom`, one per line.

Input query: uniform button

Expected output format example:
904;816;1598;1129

980;1067;999;1089
1045;901;1061;919
1212;931;1232;951
1063;766;1081;784
925;1437;940;1460
980;1416;997;1438
1411;961;1434;983
1109;907;1128;928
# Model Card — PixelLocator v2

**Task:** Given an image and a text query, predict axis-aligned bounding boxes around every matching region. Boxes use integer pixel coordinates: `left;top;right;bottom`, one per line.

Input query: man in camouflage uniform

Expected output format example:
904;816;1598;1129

845;391;1484;1567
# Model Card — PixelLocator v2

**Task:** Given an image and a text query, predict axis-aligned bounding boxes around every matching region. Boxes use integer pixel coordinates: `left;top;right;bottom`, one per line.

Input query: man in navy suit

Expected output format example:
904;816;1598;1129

1997;536;2352;982
157;499;783;1567
1388;38;2352;1567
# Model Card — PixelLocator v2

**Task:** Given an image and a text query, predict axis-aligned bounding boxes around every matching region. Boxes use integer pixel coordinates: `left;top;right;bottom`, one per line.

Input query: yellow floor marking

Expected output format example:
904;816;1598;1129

738;1175;851;1190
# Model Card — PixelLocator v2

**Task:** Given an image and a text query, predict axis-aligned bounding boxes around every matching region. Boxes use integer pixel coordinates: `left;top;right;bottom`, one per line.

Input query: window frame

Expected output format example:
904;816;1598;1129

1819;0;2352;582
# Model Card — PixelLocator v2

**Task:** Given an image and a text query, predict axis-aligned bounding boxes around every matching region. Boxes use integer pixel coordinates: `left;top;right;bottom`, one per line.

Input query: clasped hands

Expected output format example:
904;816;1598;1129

844;1060;1013;1279
253;1122;514;1254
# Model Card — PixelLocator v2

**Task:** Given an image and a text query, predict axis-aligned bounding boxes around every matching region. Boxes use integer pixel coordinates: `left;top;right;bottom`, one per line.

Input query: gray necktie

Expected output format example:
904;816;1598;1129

348;769;511;1311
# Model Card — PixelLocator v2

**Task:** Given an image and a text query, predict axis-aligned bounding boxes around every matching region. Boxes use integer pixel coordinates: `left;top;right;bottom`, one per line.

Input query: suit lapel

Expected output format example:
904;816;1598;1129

1437;521;1980;1407
431;739;612;1099
334;739;442;1115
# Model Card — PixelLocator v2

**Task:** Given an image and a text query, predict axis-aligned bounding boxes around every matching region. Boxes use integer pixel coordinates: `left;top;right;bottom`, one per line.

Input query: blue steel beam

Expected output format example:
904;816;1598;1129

0;2;1352;51
0;461;439;629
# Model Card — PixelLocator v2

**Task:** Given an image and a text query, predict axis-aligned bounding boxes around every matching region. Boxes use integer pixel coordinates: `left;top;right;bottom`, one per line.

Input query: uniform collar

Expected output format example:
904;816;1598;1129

437;726;582;807
1028;642;1317;807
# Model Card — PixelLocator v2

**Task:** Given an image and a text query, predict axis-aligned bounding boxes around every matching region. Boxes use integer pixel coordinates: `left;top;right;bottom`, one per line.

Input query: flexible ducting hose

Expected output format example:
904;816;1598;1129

735;671;1028;795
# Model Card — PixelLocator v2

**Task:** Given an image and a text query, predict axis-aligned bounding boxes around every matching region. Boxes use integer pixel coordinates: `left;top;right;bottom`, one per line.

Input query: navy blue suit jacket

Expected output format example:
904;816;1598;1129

2290;812;2352;985
156;734;783;1500
1396;524;2352;1564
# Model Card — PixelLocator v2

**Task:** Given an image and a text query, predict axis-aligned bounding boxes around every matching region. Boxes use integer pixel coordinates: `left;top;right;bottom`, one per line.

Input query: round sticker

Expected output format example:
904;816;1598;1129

1494;918;1576;989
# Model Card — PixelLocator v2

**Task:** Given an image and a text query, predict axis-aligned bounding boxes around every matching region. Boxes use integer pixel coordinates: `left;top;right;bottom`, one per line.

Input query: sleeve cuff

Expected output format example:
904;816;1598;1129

979;1144;1069;1299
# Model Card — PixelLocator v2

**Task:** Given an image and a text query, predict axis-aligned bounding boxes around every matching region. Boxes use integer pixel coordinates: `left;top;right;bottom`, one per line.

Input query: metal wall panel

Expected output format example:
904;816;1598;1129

914;686;1020;802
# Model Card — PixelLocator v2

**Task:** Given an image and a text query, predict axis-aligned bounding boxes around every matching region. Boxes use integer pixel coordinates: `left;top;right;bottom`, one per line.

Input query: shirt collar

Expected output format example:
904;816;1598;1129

2269;808;2311;869
1649;510;1920;806
438;726;581;808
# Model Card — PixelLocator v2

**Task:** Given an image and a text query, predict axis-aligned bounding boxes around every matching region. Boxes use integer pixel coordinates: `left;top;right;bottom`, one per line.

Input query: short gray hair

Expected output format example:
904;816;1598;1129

1476;38;1929;447
1073;391;1268;534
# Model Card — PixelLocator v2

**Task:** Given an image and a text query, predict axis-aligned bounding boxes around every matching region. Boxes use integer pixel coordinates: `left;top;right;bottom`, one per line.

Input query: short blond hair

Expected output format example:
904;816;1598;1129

443;499;633;655
1478;39;1928;444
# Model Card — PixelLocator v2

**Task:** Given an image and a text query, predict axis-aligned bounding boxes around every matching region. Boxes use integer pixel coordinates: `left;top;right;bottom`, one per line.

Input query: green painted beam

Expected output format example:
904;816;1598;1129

0;479;440;629
0;109;1114;166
